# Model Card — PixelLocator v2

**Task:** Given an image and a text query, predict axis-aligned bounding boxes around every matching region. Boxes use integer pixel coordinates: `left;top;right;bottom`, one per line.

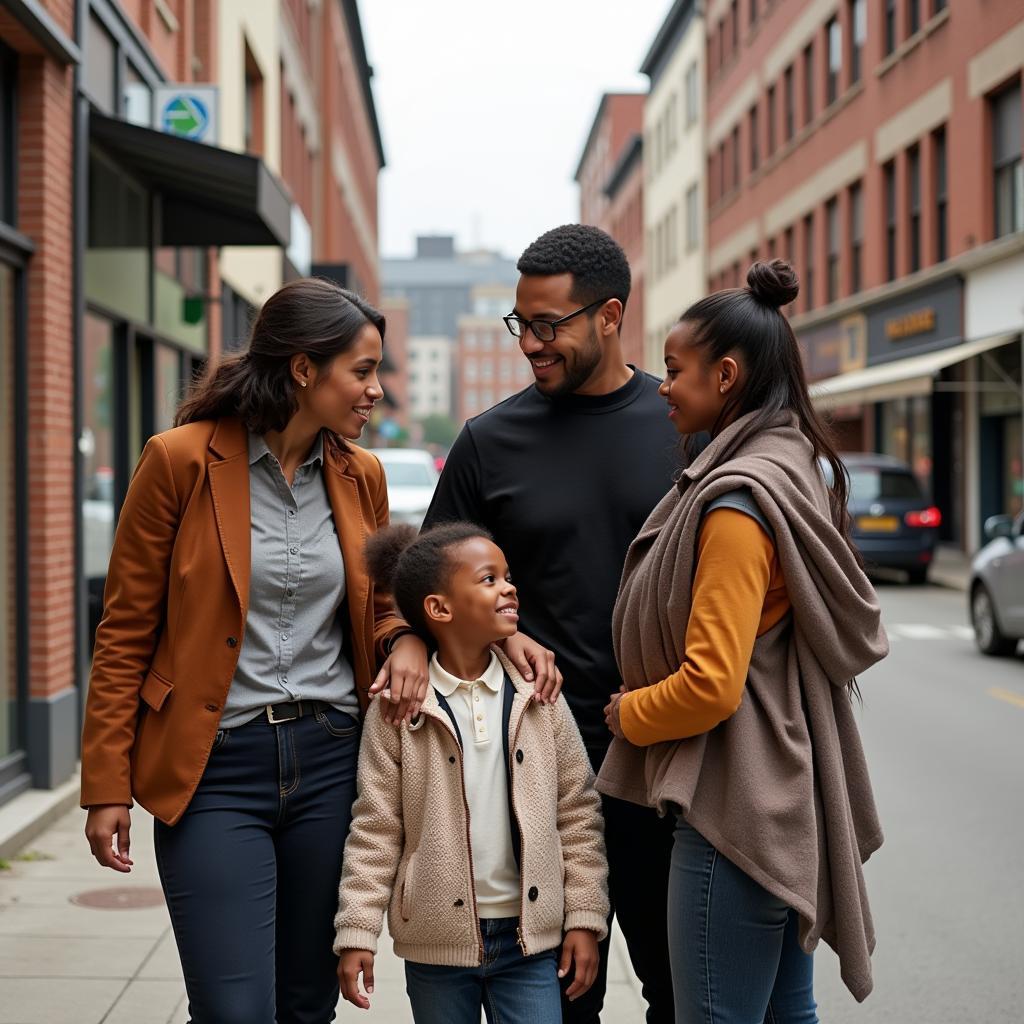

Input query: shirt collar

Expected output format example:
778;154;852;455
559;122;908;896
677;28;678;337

248;430;325;468
430;651;504;698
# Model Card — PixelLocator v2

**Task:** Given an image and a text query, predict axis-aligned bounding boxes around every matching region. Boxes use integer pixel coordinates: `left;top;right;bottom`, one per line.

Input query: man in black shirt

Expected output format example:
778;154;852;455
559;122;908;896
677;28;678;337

423;225;679;1023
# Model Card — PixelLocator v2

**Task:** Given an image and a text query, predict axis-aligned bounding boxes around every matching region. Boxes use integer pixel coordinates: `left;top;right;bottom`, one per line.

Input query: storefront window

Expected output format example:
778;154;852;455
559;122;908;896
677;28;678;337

85;149;149;323
155;344;183;433
81;314;115;647
0;263;19;757
154;246;208;352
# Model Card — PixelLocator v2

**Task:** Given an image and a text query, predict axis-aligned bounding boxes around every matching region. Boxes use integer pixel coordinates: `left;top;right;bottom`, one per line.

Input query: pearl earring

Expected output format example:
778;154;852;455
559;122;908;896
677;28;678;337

300;381;307;388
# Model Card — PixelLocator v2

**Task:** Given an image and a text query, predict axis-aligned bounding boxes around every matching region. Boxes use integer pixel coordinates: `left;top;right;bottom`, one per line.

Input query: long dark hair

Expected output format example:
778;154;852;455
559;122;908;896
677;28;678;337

175;278;385;437
680;259;859;558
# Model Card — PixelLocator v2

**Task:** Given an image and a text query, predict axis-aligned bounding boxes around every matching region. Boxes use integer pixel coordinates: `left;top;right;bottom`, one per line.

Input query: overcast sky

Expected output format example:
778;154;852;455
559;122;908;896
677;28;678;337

360;0;672;260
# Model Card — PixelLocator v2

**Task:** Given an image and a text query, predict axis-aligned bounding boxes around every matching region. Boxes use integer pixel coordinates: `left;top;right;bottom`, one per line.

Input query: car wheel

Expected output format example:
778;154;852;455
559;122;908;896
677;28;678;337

907;566;929;586
970;584;1017;656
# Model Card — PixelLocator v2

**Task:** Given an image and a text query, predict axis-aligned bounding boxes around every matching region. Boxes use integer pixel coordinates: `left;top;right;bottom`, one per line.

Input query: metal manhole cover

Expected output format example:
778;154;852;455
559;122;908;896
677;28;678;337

70;886;165;909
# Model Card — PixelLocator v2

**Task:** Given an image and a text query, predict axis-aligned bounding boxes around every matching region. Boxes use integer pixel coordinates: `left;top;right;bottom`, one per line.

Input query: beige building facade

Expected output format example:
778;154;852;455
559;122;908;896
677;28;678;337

642;0;705;373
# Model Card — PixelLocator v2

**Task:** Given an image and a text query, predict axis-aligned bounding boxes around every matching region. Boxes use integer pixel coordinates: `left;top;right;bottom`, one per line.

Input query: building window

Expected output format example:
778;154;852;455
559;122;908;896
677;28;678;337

767;85;776;155
826;197;840;302
849;181;864;292
731;0;739;51
686;184;700;250
749;105;760;172
750;0;758;25
685;62;699;128
827;17;842;105
803;213;815;312
934;127;948;262
932;0;947;11
784;65;795;141
885;0;897;56
122;62;152;127
85;13;117;113
908;0;921;36
731;125;740;189
0;40;15;224
803;44;814;127
884;160;897;280
992;82;1023;239
908;144;921;272
850;0;865;84
719;140;727;199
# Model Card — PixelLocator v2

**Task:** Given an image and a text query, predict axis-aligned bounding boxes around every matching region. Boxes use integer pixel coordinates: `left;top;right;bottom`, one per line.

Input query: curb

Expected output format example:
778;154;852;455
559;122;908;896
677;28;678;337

0;769;81;860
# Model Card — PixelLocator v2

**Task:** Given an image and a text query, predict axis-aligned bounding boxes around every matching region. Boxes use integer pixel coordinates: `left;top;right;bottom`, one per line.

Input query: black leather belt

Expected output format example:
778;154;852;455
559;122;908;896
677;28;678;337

264;699;331;724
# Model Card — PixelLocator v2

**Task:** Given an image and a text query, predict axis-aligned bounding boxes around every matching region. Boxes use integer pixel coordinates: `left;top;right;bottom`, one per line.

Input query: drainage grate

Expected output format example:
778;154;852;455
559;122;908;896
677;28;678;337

70;886;166;909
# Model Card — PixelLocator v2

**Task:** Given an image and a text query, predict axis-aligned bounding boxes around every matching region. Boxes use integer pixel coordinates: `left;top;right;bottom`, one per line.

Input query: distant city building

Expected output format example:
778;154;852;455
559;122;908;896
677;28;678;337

379;297;411;434
407;337;454;420
705;0;1024;550
642;0;706;373
382;235;518;338
456;287;533;421
575;93;647;369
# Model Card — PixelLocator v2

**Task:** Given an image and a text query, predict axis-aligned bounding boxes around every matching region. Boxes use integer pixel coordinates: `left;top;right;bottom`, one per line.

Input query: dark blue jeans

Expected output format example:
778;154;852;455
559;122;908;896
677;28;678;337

154;706;360;1024
404;917;561;1024
668;818;818;1024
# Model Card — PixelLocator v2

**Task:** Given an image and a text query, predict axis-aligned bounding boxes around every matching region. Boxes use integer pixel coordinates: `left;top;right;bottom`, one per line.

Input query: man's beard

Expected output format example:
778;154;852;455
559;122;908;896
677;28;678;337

539;325;603;397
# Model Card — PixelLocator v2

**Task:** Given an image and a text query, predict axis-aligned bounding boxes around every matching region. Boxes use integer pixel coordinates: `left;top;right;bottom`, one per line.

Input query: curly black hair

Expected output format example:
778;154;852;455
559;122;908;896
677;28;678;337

517;224;631;309
365;522;494;644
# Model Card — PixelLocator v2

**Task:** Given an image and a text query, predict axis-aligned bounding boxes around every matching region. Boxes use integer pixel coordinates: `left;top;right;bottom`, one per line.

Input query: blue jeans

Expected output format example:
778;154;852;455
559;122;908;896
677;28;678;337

404;917;561;1024
668;818;818;1024
154;705;360;1024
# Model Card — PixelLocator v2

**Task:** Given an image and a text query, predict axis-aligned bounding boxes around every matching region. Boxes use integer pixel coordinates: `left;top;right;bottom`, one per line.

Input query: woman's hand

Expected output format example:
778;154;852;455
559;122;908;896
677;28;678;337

603;686;627;740
84;805;134;872
338;949;375;1010
369;634;429;725
559;929;600;1001
498;633;563;704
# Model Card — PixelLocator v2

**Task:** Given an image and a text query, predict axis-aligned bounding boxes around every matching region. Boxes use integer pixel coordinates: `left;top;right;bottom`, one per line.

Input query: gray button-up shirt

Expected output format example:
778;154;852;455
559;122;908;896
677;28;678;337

220;431;358;728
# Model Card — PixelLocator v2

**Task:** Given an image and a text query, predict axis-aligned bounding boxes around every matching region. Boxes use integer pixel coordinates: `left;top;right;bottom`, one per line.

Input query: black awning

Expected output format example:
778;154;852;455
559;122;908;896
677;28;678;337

90;112;291;248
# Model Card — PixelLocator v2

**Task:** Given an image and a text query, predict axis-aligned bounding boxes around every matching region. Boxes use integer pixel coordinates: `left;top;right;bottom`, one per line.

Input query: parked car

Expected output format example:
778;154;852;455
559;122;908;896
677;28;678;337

969;512;1024;656
841;453;941;585
369;448;439;529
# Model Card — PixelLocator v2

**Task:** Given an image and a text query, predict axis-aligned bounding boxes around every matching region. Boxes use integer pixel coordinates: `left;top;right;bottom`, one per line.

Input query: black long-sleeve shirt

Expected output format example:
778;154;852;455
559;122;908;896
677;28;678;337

423;369;681;750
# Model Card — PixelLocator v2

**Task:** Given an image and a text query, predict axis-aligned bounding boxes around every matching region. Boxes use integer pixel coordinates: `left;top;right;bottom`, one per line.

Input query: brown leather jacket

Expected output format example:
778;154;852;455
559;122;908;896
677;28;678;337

80;416;407;825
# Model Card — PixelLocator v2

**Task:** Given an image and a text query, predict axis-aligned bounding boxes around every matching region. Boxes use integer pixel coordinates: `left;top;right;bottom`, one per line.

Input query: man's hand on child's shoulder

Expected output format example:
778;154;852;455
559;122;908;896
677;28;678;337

559;928;600;1001
338;949;376;1010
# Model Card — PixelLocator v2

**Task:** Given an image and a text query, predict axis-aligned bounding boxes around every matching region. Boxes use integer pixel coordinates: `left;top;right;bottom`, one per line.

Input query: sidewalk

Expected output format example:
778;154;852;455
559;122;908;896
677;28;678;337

0;798;646;1024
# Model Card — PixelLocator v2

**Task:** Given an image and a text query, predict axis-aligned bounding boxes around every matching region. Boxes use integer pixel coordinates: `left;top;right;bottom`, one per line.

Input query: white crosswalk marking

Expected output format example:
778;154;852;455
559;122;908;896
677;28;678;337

888;623;975;641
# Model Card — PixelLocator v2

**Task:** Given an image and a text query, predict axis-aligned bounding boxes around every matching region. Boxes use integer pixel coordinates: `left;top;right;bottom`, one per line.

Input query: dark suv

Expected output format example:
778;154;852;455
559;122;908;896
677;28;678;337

842;454;941;585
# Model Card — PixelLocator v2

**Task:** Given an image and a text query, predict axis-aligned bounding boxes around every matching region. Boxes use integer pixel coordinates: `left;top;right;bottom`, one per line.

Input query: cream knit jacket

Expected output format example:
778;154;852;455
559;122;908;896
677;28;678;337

334;648;610;967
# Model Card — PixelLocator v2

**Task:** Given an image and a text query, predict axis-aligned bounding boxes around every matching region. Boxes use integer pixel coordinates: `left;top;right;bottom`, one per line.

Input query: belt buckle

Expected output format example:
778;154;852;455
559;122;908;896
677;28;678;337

266;702;297;725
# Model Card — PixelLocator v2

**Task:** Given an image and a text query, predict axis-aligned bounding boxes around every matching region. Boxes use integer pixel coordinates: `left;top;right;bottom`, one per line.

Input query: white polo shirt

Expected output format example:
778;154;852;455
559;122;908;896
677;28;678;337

431;652;520;919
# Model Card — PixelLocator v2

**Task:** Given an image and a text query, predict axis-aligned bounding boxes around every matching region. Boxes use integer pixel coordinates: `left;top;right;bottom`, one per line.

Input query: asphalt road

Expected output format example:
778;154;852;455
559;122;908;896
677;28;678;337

814;582;1024;1024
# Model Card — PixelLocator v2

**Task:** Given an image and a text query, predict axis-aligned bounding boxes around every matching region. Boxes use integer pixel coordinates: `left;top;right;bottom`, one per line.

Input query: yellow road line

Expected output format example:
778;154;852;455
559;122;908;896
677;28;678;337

988;687;1024;710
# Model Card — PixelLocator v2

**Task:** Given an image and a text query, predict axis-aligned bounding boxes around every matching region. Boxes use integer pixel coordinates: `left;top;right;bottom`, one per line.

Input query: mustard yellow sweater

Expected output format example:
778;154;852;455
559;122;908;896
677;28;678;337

619;508;789;746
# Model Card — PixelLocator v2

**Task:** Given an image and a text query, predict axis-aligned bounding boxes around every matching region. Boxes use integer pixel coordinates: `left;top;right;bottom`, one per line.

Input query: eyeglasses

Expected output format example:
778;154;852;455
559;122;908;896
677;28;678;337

503;298;611;343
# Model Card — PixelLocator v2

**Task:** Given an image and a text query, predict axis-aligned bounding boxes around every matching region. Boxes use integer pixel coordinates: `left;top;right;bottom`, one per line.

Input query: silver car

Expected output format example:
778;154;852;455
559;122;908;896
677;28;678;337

969;512;1024;656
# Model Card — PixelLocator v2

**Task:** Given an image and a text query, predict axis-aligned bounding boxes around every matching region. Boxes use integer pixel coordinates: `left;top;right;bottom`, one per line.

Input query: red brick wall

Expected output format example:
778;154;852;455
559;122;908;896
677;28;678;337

16;8;76;700
606;159;645;369
707;0;1024;308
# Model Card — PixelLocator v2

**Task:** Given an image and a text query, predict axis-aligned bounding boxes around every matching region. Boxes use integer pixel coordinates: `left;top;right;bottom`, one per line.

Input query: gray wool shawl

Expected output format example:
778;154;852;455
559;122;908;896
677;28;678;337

596;409;888;1002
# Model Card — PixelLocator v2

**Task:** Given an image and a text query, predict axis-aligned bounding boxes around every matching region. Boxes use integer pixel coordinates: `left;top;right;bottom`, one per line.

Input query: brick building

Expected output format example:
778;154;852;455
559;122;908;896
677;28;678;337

0;0;383;809
704;0;1024;551
575;92;647;369
455;286;532;422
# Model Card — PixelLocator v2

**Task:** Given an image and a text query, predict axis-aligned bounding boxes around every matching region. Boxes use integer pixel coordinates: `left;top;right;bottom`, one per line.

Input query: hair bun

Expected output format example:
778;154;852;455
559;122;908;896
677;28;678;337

747;259;799;308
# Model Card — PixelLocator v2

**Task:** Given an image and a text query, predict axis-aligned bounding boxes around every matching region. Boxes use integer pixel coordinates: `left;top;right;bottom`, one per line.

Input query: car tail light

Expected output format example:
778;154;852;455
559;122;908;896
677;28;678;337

905;507;941;528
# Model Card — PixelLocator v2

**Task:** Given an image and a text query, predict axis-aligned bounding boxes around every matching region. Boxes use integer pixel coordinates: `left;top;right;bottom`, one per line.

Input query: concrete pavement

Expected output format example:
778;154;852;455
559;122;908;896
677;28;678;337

0;798;645;1024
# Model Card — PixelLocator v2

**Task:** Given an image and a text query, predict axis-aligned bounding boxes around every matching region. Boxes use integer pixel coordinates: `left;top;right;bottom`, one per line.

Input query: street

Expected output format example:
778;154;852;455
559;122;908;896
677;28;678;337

815;583;1024;1023
1;582;1021;1023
